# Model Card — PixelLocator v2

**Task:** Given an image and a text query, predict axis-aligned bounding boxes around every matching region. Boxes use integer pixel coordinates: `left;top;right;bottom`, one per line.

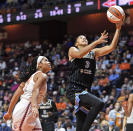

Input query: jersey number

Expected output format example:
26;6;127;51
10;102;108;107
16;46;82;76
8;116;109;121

43;110;46;114
80;61;92;74
85;61;90;68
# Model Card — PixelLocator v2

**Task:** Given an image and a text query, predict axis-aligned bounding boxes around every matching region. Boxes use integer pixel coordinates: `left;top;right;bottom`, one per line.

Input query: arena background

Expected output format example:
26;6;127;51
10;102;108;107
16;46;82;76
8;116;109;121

0;0;133;131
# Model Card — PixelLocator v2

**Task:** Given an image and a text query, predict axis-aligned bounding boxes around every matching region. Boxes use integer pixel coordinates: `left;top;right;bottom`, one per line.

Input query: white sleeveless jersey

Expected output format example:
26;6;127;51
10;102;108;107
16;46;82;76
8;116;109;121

127;108;133;124
20;71;47;105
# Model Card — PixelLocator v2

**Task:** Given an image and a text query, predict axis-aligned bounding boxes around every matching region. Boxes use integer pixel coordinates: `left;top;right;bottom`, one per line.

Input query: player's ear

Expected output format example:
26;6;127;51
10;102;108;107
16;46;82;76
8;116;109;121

37;63;42;69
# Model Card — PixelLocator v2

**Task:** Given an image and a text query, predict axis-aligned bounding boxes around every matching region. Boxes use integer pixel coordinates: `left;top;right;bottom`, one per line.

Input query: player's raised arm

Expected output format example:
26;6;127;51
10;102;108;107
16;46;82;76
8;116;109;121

93;20;123;58
31;73;47;118
69;32;108;59
3;82;25;121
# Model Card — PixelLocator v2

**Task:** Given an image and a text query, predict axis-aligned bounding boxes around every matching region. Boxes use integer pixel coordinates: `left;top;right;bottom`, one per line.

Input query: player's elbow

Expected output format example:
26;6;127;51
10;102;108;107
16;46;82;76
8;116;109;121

106;46;115;54
109;44;117;51
110;47;116;51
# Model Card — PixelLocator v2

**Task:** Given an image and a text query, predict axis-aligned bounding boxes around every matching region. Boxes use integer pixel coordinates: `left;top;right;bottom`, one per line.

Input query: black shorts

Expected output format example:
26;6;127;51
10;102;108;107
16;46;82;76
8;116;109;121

66;83;87;102
126;124;133;131
66;83;102;114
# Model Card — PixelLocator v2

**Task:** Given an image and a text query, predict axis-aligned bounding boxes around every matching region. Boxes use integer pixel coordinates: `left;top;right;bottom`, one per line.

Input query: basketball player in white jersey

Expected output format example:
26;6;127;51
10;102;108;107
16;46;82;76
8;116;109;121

122;90;133;131
3;56;51;131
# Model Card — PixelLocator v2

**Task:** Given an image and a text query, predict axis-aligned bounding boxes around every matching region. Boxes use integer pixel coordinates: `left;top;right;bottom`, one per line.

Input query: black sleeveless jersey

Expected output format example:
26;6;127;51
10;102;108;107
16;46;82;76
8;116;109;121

66;51;96;95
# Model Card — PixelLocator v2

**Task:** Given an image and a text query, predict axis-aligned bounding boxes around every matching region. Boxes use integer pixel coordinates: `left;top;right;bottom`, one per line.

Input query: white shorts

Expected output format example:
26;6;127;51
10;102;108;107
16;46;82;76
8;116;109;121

12;99;42;131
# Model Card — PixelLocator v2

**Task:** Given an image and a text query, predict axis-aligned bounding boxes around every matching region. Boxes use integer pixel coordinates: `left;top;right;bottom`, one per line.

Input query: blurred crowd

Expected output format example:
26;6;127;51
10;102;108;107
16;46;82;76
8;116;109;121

0;32;133;131
0;0;88;14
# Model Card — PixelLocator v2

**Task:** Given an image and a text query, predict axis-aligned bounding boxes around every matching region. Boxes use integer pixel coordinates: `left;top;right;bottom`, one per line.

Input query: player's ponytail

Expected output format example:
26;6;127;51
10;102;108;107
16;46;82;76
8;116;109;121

19;56;39;82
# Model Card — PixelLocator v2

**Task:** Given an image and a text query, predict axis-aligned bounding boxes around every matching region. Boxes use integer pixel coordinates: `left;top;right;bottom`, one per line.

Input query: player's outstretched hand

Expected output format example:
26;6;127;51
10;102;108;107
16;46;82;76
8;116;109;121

3;112;12;121
32;107;39;118
97;30;108;44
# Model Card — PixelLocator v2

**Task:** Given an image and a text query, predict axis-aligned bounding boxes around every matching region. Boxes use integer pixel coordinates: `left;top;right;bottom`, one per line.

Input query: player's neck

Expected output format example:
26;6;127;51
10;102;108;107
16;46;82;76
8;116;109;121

78;46;84;50
38;69;43;73
38;68;47;73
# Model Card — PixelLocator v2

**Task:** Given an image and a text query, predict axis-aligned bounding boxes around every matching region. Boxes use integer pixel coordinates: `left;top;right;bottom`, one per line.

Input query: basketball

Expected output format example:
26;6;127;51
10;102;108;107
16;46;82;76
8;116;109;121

107;5;125;23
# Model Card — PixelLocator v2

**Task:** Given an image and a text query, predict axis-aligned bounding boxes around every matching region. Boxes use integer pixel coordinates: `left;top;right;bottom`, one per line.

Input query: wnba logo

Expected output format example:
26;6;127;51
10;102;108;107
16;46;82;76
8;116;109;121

102;0;116;7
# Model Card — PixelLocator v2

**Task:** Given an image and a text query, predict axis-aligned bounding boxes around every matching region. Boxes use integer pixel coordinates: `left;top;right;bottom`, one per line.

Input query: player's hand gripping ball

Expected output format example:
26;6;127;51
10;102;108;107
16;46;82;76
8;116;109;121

107;5;125;23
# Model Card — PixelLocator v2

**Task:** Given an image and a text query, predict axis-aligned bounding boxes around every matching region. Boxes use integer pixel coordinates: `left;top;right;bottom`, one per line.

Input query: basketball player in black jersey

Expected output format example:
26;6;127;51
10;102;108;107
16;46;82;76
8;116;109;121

66;20;124;131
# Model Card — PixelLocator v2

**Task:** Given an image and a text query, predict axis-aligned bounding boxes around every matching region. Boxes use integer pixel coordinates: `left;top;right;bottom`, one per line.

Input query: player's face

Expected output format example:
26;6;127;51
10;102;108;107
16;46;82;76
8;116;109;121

41;57;51;72
77;35;88;47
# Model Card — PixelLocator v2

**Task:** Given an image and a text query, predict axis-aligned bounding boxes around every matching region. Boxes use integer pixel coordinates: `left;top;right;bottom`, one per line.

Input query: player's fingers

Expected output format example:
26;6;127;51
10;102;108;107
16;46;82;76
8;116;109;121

102;30;106;35
105;32;108;36
3;115;7;119
103;35;108;38
103;32;108;37
103;40;108;43
33;111;37;118
34;111;37;117
33;112;36;118
103;37;108;40
101;30;106;35
34;113;37;118
32;110;35;117
3;116;7;122
101;36;108;40
3;116;5;121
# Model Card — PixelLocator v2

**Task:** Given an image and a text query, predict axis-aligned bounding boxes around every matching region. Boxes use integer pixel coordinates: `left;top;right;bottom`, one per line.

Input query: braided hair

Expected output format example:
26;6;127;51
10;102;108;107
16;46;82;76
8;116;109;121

19;56;39;83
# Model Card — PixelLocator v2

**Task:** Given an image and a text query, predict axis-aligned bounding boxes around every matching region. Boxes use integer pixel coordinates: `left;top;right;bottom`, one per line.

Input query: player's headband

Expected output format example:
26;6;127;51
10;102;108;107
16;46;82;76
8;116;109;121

36;56;44;69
